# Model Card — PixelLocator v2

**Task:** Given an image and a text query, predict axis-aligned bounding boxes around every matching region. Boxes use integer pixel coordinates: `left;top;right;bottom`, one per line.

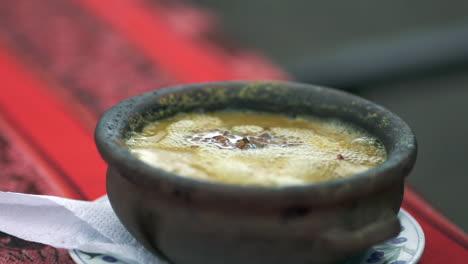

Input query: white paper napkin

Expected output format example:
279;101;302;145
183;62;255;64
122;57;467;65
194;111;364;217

0;191;166;264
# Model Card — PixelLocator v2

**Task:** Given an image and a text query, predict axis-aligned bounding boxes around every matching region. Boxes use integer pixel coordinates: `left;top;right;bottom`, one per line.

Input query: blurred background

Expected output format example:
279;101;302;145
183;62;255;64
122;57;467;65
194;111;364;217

189;0;468;230
0;0;466;232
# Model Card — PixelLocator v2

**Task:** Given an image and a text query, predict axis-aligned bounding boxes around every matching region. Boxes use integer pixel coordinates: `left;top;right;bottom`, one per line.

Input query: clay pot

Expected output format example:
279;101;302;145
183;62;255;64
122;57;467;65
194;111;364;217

95;81;417;264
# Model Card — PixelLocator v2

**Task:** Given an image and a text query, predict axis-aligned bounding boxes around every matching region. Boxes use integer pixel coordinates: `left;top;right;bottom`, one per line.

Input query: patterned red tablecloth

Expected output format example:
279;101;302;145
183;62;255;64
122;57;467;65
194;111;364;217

0;0;466;263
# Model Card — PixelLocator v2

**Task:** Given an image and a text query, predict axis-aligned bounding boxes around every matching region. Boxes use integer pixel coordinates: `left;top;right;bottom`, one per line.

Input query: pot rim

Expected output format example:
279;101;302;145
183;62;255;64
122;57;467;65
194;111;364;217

95;81;417;205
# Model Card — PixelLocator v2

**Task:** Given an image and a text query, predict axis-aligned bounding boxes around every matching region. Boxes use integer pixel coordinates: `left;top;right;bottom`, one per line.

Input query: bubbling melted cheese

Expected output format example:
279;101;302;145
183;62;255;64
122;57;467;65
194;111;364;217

126;112;386;186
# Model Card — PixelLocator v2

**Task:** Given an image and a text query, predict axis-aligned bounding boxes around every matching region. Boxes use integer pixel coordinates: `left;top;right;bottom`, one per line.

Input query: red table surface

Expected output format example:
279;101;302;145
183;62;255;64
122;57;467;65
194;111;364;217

0;0;466;263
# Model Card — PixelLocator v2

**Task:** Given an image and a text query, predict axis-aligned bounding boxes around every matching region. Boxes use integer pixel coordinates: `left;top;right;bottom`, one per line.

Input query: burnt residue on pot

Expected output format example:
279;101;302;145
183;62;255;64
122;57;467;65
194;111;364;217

280;206;311;220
